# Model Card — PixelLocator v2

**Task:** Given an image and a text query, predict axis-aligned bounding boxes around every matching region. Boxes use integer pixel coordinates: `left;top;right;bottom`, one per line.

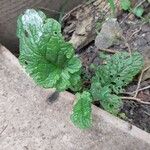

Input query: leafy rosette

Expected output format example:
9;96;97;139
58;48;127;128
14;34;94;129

91;52;143;114
17;9;81;91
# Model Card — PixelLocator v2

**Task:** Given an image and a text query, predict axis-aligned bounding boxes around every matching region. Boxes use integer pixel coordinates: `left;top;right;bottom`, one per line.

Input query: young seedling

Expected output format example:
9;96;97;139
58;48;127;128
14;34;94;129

107;0;145;18
17;9;81;92
90;52;143;115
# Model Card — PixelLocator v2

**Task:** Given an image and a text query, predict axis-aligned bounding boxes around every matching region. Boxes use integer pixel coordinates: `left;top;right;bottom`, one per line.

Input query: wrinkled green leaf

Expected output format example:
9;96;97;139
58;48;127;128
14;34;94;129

91;52;143;114
100;94;123;115
94;52;143;94
71;91;92;129
120;0;131;11
17;9;81;91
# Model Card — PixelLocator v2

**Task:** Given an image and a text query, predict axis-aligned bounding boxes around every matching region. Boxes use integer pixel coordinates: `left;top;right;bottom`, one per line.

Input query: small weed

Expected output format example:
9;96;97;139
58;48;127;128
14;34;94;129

17;9;144;129
108;0;145;18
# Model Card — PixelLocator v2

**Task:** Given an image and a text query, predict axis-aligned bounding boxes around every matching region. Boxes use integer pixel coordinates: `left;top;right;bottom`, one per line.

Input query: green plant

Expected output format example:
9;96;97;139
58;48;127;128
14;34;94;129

90;52;143;114
107;0;144;18
17;9;81;91
121;0;144;18
120;0;131;11
71;52;143;128
107;0;116;14
133;7;144;18
17;9;144;129
71;91;92;128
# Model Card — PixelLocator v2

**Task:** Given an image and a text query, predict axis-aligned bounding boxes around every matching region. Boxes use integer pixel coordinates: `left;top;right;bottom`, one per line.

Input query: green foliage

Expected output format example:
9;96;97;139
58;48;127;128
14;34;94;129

17;9;81;91
71;91;92;129
133;7;144;18
107;0;145;18
120;0;145;18
107;0;116;13
100;94;123;115
120;0;131;11
90;52;143;114
17;9;144;129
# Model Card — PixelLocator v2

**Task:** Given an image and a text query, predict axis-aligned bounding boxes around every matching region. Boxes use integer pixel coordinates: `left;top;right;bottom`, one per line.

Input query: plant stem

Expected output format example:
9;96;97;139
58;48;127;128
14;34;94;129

121;96;150;105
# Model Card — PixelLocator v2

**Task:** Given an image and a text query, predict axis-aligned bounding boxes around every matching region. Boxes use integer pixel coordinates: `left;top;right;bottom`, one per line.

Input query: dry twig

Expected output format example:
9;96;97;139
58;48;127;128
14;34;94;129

99;48;118;54
122;85;150;96
142;111;150;117
121;96;150;105
121;35;132;55
134;66;150;97
136;85;150;92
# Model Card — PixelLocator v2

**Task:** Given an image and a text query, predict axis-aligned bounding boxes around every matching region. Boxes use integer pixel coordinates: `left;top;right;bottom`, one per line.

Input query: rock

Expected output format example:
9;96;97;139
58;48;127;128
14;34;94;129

95;18;123;49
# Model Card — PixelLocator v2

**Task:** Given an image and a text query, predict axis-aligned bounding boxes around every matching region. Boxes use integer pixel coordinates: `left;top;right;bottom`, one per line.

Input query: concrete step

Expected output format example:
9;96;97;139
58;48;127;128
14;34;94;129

0;45;150;150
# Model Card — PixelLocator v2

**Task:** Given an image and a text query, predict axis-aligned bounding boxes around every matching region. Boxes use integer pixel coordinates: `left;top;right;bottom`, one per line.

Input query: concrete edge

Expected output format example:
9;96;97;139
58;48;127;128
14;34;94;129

92;105;150;144
60;91;150;144
1;45;150;144
0;44;22;70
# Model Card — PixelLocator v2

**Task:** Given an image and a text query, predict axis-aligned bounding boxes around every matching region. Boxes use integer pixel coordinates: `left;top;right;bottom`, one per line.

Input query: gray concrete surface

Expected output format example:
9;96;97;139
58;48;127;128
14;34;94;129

0;45;150;150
